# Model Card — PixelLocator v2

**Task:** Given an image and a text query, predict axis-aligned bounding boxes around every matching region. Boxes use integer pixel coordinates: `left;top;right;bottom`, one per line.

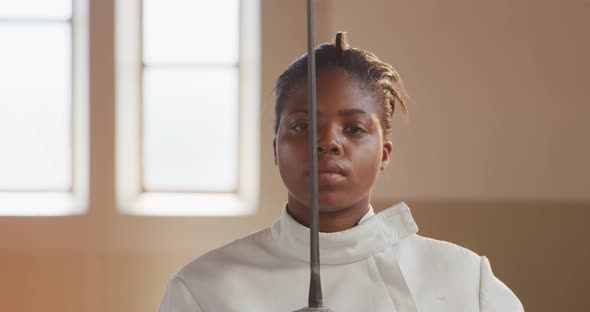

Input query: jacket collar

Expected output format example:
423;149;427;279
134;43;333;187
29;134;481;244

270;202;419;264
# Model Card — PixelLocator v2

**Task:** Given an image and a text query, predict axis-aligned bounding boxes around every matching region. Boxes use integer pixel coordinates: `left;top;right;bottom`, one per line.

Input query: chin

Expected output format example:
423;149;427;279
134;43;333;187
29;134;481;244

317;193;351;212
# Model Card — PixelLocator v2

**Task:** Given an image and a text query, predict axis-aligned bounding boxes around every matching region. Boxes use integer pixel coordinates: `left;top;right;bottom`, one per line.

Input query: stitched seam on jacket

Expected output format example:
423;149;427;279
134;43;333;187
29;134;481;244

177;275;205;312
369;255;399;311
371;252;418;312
478;256;483;312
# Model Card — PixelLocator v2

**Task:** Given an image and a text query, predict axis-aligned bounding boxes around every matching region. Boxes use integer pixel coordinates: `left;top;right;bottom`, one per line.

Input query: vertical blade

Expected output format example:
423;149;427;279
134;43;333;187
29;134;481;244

306;0;322;309
293;1;333;311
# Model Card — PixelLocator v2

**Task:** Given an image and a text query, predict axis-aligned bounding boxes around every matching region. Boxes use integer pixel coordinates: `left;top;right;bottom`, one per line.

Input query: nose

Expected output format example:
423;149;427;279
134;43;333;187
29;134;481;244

317;126;343;155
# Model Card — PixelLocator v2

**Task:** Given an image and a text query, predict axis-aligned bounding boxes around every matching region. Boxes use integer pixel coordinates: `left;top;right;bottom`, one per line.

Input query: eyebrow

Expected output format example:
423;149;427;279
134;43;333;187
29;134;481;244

337;108;369;117
286;108;370;117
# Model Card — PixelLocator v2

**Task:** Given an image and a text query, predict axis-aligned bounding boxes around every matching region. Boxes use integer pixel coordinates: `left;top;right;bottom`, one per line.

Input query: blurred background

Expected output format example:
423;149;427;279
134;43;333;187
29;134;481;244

0;0;588;311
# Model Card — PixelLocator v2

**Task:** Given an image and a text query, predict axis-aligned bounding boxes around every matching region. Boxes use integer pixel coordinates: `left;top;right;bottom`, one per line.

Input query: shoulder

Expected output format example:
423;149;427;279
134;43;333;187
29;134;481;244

159;275;203;312
479;255;524;311
399;234;482;266
393;234;484;290
175;226;275;284
394;235;523;310
160;226;278;310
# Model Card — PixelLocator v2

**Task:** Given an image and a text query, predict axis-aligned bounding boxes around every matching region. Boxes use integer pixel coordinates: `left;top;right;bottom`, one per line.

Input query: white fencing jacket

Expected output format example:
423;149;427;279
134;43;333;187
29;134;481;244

159;202;524;311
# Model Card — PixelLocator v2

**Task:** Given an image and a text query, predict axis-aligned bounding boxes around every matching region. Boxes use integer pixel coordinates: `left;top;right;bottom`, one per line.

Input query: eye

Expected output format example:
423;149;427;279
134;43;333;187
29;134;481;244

344;125;367;136
292;122;309;132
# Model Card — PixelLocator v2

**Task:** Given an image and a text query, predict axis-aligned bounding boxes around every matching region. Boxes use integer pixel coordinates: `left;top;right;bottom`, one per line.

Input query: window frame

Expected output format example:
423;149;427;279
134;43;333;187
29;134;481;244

0;0;89;216
115;0;260;216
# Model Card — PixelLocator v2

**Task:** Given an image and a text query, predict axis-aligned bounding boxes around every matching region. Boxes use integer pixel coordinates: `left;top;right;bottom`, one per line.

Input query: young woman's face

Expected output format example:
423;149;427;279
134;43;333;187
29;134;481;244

274;68;392;213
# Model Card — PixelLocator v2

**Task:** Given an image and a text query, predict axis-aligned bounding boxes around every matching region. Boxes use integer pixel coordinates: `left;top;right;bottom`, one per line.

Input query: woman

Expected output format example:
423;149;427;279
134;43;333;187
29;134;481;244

159;32;524;312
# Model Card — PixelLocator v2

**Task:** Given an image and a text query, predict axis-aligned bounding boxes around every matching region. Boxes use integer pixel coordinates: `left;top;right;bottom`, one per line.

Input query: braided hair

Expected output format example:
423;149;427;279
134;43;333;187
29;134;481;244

274;32;408;141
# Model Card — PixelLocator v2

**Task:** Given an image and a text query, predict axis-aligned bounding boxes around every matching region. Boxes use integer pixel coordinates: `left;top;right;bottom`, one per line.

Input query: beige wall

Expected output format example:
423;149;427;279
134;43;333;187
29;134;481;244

0;0;588;311
329;0;590;202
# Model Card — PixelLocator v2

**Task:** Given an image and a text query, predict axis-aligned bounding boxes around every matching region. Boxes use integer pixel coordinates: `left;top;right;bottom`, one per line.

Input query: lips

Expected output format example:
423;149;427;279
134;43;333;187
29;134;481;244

306;160;346;186
318;172;345;186
318;161;344;175
304;160;345;175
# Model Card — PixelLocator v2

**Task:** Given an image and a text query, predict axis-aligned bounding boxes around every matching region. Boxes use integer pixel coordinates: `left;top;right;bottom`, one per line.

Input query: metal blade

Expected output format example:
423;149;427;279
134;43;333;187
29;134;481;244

292;1;335;311
306;0;321;307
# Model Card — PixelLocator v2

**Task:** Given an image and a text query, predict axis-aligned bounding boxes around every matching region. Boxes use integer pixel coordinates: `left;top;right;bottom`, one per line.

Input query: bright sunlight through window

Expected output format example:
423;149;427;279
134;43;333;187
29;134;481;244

0;1;72;191
142;0;240;193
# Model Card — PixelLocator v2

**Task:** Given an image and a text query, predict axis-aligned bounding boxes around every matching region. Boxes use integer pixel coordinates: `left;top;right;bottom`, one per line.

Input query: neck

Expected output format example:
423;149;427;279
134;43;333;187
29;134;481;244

286;194;371;232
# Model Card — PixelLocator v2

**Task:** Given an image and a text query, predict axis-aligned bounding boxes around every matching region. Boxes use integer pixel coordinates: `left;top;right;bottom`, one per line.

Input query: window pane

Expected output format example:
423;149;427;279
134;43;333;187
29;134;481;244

143;67;238;191
0;24;71;190
143;0;239;64
0;0;72;19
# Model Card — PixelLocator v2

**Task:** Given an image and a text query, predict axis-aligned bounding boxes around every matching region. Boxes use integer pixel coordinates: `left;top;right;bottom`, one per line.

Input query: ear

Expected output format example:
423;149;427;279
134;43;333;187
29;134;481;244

380;140;393;170
273;137;278;166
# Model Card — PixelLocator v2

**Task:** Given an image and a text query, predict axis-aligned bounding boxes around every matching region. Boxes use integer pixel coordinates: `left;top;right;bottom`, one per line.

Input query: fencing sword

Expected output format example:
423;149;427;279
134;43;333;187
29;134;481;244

293;0;334;311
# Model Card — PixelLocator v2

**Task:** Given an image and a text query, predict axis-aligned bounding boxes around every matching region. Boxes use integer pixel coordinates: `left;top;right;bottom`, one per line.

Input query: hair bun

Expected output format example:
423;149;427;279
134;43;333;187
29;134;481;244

335;32;350;51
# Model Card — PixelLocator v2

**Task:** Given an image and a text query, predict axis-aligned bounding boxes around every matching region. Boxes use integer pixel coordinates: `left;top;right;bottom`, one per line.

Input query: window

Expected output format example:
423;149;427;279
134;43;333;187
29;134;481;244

0;0;88;216
142;0;239;192
116;0;260;215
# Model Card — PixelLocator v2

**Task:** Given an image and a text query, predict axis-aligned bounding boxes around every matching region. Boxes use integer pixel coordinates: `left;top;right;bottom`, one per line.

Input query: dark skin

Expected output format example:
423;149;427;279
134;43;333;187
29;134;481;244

273;67;393;232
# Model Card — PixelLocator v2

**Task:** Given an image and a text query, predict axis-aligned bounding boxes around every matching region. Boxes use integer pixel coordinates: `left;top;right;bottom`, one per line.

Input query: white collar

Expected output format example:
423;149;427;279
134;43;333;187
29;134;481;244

270;202;419;265
357;205;375;225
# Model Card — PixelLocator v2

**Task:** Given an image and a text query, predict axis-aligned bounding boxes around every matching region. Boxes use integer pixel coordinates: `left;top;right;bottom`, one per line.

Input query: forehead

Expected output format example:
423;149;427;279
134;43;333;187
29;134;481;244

282;68;379;115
